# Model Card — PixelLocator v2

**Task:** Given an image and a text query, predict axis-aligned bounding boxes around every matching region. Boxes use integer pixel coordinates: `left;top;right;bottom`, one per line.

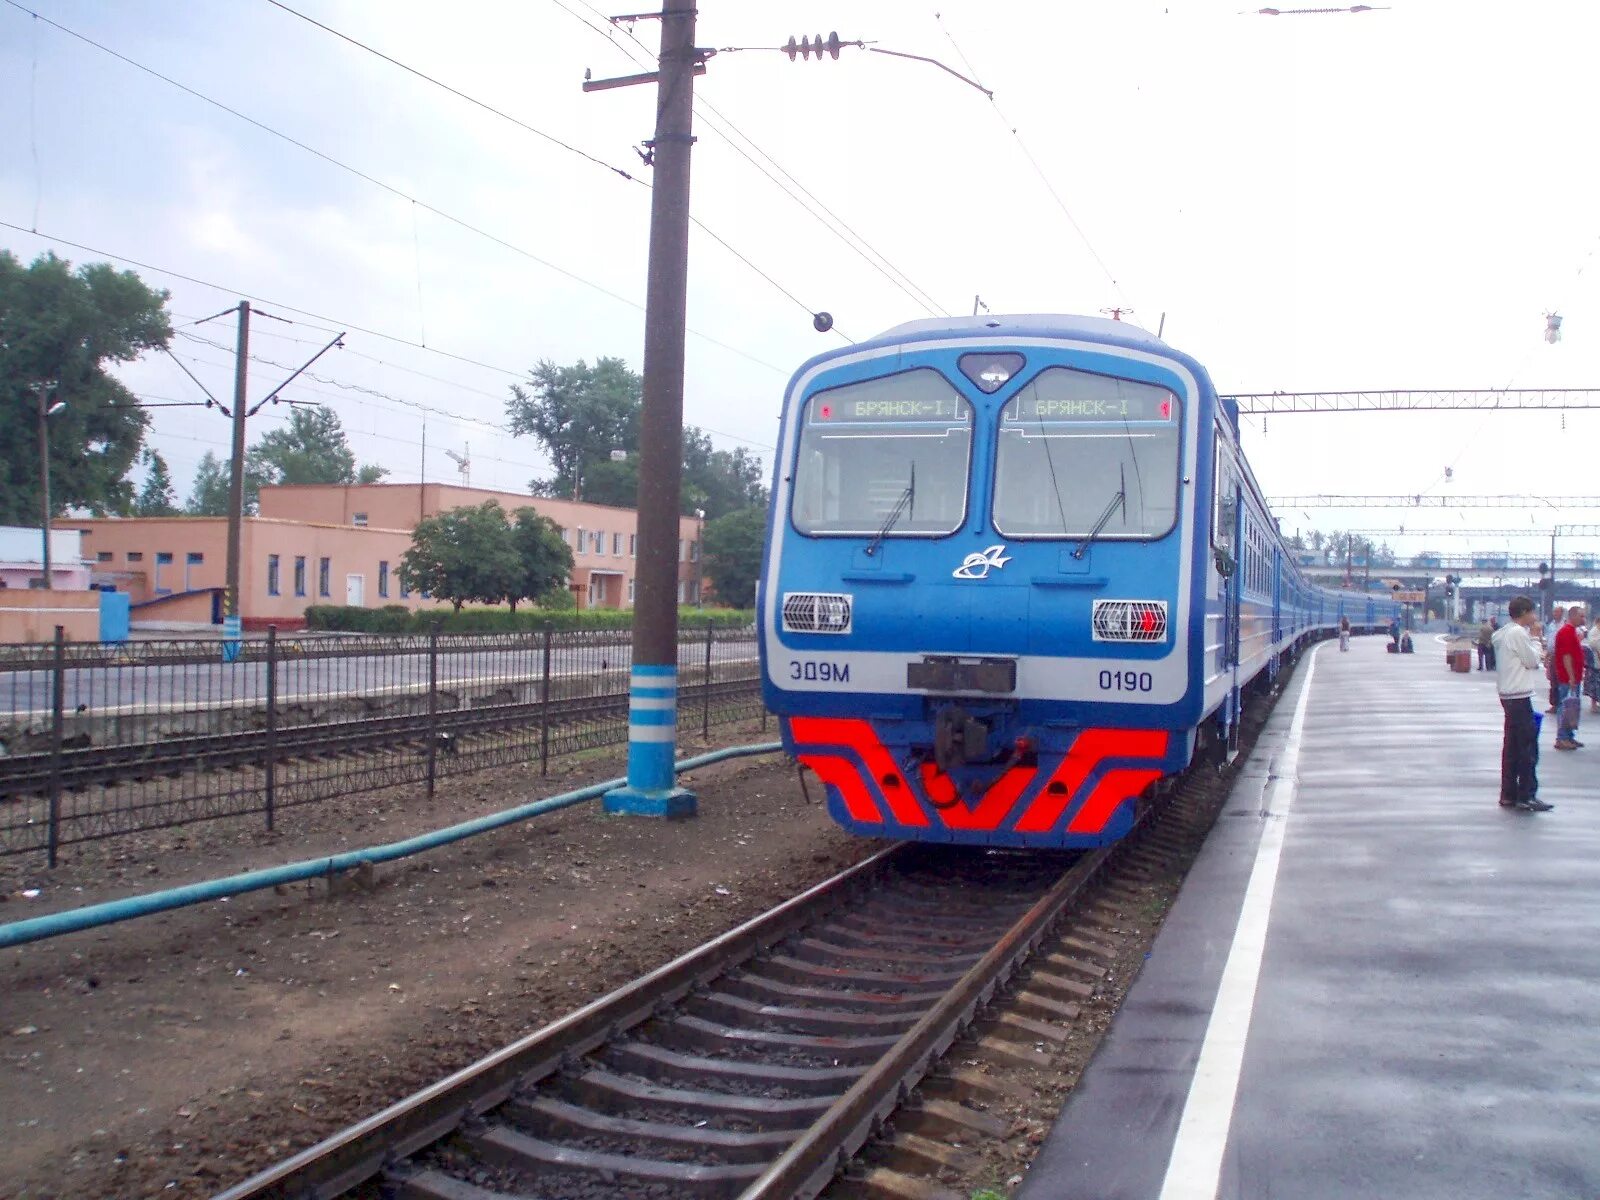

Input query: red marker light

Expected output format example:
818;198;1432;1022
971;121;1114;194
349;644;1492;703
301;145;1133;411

1159;398;1172;420
819;404;833;419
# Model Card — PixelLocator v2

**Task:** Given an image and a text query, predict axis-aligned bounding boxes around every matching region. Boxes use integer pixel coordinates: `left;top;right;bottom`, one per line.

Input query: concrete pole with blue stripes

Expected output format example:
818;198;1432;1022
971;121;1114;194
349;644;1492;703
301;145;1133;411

603;0;698;817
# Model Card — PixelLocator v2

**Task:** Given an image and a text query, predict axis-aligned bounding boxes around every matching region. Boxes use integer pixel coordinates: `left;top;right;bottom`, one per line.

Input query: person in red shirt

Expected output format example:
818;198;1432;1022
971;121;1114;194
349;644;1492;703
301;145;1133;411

1553;605;1586;750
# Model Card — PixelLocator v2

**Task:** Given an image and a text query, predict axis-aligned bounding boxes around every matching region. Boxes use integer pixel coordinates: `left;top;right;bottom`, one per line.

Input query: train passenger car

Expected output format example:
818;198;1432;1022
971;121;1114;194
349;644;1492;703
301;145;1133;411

758;315;1396;850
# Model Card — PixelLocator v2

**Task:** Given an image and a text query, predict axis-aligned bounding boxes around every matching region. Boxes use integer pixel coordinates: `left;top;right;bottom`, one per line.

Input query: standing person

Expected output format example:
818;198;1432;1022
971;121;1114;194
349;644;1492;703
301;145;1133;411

1553;605;1586;750
1486;617;1498;672
1476;617;1494;670
1390;614;1401;649
1545;605;1565;712
1493;597;1552;811
1339;615;1351;652
1584;617;1600;714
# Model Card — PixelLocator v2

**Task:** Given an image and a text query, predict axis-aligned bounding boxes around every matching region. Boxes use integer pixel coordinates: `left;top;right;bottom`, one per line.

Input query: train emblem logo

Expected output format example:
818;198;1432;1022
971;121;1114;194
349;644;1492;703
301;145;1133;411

952;544;1012;580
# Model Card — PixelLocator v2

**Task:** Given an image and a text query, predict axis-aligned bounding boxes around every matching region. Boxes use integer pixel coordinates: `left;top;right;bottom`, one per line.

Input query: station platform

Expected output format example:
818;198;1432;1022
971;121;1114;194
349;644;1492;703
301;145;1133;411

1020;633;1600;1200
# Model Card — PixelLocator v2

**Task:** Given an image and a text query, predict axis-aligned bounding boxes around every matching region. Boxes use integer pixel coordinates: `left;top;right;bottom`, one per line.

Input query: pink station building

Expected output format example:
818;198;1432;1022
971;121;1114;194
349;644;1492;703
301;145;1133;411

58;483;707;630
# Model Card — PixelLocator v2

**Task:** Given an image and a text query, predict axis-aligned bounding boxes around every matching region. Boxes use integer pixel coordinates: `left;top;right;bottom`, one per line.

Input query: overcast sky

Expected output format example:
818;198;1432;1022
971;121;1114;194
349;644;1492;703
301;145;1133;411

3;0;1597;559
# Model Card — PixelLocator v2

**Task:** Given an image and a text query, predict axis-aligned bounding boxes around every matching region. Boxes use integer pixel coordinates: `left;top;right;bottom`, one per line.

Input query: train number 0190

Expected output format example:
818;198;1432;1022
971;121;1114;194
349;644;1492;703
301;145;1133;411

1098;669;1154;693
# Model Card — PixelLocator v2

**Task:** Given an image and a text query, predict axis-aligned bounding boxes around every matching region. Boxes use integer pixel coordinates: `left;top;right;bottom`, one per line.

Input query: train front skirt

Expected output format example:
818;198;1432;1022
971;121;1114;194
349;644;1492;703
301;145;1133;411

788;716;1174;849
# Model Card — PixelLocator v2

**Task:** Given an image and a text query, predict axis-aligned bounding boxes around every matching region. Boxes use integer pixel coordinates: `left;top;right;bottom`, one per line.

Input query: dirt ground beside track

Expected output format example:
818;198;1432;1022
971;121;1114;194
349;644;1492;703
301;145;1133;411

0;723;875;1200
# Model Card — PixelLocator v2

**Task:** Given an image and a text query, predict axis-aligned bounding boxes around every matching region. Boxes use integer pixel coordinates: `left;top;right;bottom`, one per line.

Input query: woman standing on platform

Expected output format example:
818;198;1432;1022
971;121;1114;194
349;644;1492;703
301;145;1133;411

1339;615;1351;652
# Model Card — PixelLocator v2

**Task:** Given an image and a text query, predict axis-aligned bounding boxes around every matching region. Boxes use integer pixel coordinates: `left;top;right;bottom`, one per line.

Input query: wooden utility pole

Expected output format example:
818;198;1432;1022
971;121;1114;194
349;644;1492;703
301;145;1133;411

597;0;702;816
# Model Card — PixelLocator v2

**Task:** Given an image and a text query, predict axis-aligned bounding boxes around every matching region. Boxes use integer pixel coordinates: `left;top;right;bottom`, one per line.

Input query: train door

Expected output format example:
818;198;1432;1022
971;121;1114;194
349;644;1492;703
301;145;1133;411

1211;438;1243;753
1272;547;1283;646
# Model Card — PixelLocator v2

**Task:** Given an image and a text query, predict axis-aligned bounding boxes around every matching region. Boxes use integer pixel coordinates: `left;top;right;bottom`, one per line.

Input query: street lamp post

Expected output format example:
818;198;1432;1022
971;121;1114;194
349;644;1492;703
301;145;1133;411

694;508;704;608
30;384;66;590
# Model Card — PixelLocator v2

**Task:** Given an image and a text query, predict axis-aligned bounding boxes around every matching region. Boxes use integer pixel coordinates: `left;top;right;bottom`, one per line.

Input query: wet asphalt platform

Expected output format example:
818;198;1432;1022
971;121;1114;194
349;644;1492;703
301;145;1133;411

1019;633;1600;1200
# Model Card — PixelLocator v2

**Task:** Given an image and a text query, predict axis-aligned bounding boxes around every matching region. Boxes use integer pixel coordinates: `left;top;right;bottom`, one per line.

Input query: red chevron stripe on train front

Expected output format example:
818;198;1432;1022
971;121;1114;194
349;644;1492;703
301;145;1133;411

790;718;1168;836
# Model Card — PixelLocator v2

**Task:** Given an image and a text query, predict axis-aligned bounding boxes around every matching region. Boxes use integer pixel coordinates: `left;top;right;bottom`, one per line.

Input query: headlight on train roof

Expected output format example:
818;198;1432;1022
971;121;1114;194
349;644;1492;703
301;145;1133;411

1092;599;1169;643
959;352;1026;394
782;592;853;635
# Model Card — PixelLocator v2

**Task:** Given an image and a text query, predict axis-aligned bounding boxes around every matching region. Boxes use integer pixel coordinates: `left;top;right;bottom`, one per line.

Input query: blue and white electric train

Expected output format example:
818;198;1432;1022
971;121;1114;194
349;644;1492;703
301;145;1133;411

757;315;1395;849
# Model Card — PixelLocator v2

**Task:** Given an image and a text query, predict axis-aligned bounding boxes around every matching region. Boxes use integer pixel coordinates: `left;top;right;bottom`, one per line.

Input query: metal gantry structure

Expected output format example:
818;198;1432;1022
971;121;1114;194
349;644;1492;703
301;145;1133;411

1227;388;1600;414
1271;495;1600;509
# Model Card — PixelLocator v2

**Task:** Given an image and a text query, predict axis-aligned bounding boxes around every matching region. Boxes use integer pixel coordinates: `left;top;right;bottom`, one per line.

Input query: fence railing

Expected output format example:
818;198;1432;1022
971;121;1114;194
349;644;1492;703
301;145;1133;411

0;622;766;864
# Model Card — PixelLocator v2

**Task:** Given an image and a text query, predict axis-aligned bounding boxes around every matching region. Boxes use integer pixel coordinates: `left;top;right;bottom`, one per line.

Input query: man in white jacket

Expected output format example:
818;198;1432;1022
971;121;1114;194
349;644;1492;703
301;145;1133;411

1493;596;1553;812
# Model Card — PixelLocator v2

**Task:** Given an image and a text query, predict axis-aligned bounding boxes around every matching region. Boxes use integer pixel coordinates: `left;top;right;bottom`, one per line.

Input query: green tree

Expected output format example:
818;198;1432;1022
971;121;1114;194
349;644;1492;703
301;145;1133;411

184;450;270;516
509;507;575;611
506;357;767;516
507;357;642;500
680;429;768;519
0;250;172;523
247;405;385;486
398;500;520;612
702;506;767;609
132;448;179;516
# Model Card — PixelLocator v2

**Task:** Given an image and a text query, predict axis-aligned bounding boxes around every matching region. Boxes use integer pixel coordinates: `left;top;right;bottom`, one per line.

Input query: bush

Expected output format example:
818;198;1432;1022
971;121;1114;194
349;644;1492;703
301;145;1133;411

303;604;753;634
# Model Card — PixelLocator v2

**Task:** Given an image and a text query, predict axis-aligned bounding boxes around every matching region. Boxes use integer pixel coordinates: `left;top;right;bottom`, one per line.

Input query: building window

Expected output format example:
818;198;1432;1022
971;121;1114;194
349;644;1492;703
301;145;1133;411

690;540;700;562
628;577;635;604
629;533;636;558
319;556;331;598
154;551;173;593
612;532;622;556
126;551;143;563
352;512;368;527
96;551;113;563
267;554;281;596
576;527;585;556
378;560;390;598
294;556;307;597
593;530;604;554
399;574;410;599
185;551;203;590
677;579;686;603
678;539;685;562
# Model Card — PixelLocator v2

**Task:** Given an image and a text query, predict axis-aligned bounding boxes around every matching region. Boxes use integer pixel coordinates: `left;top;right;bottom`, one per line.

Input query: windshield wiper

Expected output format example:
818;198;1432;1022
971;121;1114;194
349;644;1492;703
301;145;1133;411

1072;463;1126;560
865;463;915;558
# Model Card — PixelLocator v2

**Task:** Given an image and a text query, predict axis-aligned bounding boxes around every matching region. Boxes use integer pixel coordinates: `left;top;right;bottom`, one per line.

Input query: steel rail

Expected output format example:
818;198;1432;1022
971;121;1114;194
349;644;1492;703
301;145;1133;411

738;834;1124;1198
207;846;904;1200
0;628;751;673
0;678;760;796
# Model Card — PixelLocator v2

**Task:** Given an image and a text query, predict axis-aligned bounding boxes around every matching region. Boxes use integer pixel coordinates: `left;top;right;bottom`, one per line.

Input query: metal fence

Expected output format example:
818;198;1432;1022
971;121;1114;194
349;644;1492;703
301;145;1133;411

0;623;765;864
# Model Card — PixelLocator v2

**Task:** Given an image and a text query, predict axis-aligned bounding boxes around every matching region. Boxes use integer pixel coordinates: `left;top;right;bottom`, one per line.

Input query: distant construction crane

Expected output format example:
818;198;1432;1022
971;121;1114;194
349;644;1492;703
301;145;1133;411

443;444;470;488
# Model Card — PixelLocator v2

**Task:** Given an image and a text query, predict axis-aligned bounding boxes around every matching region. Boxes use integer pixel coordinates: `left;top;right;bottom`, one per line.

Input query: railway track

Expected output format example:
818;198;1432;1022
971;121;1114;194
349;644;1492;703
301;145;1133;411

0;678;759;800
209;790;1187;1200
203;646;1292;1200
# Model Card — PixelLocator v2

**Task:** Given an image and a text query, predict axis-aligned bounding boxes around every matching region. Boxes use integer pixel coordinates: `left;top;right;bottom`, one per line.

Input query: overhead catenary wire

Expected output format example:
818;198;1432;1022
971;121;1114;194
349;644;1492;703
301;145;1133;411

560;0;950;319
0;1;805;367
933;11;1133;312
254;0;844;337
171;331;778;453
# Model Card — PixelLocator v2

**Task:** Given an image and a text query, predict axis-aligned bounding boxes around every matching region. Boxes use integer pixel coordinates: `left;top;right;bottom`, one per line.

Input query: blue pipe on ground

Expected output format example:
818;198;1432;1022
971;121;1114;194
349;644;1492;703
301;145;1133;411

0;741;783;951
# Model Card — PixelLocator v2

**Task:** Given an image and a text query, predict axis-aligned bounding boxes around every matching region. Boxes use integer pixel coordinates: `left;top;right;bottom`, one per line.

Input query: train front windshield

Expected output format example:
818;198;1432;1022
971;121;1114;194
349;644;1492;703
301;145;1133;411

791;369;972;537
994;368;1180;540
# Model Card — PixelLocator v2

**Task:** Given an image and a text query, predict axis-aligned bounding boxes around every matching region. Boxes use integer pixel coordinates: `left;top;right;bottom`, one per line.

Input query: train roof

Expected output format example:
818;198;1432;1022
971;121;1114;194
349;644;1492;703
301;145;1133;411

850;313;1236;431
876;313;1169;346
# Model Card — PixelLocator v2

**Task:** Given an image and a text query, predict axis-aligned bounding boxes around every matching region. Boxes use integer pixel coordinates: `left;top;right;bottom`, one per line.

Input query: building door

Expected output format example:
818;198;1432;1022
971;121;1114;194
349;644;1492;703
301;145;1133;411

346;573;365;607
